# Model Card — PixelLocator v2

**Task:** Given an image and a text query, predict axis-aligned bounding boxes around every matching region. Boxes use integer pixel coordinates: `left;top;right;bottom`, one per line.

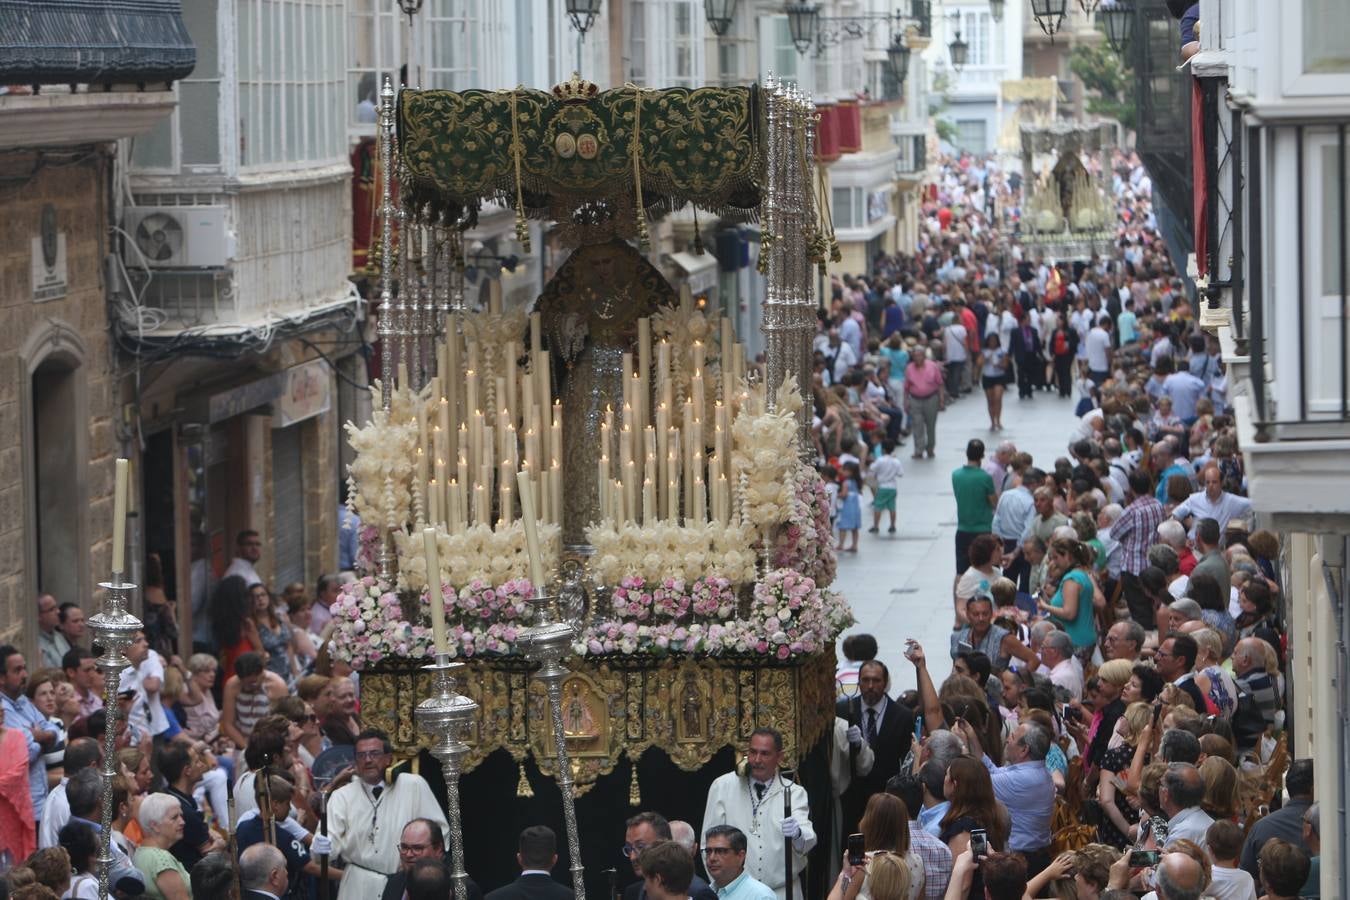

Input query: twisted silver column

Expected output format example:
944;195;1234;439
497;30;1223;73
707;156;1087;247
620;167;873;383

89;577;141;899
518;595;585;900
377;76;398;413
415;654;478;900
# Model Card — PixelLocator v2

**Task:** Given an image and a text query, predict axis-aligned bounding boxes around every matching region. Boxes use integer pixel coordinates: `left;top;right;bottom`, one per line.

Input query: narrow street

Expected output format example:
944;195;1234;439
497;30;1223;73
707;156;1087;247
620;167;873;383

834;386;1083;691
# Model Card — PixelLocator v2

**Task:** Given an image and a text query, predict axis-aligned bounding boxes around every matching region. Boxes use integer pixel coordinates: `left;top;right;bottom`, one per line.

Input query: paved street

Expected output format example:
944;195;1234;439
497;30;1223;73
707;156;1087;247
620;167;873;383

833;385;1082;693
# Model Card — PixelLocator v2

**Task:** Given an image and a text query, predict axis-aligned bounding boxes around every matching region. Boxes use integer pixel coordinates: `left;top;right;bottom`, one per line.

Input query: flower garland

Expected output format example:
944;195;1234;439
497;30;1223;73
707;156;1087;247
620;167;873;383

769;464;837;589
344;380;422;533
575;567;853;659
586;520;757;585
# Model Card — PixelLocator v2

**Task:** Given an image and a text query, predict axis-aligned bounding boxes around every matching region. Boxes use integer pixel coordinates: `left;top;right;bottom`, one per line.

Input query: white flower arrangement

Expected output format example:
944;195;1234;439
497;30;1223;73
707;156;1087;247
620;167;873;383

731;375;802;529
344;379;423;531
585;520;758;585
392;521;562;592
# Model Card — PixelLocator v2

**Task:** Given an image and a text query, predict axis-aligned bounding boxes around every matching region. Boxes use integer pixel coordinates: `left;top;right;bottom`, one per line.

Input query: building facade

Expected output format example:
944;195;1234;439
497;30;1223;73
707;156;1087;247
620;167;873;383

0;0;193;658
1198;0;1350;894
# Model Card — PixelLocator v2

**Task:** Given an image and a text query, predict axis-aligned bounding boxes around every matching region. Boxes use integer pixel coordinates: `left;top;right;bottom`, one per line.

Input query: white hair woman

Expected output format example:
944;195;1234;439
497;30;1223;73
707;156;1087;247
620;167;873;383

133;792;192;899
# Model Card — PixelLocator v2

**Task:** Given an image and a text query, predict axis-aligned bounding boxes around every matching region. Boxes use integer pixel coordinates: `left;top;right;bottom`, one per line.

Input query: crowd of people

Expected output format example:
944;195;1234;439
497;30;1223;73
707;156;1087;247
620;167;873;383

0;146;1309;900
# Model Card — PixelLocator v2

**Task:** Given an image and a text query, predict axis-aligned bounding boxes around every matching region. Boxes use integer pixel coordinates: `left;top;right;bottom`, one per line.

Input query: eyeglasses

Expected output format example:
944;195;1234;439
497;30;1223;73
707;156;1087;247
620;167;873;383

399;842;433;854
622;841;650;858
702;847;736;857
354;750;388;760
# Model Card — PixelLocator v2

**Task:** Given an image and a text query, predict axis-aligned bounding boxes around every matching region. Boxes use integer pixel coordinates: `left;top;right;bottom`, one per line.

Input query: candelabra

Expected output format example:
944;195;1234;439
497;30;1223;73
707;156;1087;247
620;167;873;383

89;576;142;899
415;654;478;900
517;594;586;900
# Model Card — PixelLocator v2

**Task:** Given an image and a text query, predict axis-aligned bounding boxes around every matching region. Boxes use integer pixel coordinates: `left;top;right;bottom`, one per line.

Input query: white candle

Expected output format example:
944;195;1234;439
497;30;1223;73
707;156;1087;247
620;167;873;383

427;476;440;528
112;458;128;575
598;455;610;520
516;470;547;592
489;278;502;315
549;461;561;527
499;460;514;528
638;317;651;439
530;311;543;354
423;527;448;654
642;478;655;525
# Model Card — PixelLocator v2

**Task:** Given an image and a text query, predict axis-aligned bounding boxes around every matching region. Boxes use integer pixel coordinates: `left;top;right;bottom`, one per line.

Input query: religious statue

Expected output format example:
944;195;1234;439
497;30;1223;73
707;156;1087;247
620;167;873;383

536;238;677;543
679;672;705;741
562;680;599;738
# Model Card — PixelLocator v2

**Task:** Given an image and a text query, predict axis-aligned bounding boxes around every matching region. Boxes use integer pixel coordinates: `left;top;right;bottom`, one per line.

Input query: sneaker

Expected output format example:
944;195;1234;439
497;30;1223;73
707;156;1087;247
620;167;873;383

867;527;879;534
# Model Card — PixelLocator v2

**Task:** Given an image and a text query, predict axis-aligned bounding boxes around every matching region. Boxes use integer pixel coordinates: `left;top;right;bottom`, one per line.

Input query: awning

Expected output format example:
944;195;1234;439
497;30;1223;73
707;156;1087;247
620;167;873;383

669;251;719;294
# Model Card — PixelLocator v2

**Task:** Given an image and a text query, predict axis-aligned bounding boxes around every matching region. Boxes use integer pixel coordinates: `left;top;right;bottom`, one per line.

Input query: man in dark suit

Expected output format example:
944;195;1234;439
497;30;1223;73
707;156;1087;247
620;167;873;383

620;812;717;900
1009;310;1042;399
835;660;915;835
384;818;484;900
485;826;574;900
240;843;290;900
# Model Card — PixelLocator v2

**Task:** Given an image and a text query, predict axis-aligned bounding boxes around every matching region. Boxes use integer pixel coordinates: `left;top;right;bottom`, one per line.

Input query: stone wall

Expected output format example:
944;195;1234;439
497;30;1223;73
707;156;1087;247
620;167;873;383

0;148;120;656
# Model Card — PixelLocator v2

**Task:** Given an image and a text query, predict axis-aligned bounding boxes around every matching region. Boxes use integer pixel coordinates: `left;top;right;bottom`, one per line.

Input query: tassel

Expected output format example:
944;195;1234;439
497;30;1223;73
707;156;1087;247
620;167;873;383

628;760;641;806
693;207;705;255
630;84;650;251
509;88;532;253
516;760;534;798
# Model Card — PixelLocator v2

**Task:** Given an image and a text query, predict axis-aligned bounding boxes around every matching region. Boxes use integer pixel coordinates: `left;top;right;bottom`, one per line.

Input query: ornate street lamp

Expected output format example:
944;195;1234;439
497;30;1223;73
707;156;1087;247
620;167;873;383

886;35;912;85
704;0;738;36
786;3;820;54
1031;0;1069;38
989;0;1005;24
566;0;603;36
949;27;968;72
1099;0;1134;55
1078;0;1102;13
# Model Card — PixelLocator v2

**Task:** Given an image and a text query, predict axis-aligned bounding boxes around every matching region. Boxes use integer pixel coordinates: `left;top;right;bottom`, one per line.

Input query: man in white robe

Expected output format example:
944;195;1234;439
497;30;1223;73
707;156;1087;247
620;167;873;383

328;729;448;900
701;728;816;900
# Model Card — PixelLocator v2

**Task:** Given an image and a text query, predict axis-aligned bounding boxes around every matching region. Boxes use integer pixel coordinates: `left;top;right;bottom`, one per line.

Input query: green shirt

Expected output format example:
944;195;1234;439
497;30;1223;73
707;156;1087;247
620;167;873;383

135;846;192;900
952;464;996;533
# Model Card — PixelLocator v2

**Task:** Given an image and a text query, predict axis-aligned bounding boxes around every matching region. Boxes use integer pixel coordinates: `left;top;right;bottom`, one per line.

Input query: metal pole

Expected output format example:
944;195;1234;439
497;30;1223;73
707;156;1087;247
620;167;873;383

89;576;141;899
415;654;477;900
377;77;397;413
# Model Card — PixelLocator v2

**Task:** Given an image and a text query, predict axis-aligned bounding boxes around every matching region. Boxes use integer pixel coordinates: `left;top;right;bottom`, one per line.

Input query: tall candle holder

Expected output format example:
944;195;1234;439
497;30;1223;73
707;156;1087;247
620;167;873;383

89;576;142;900
415;654;478;900
517;594;586;900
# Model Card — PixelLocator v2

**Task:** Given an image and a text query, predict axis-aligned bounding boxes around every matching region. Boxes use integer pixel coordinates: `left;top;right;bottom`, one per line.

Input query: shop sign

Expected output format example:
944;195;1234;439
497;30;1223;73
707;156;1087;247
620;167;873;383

274;358;331;427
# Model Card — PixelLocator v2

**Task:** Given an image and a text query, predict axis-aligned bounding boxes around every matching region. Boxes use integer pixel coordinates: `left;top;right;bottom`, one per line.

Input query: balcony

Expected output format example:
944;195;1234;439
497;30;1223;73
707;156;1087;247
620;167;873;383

1220;113;1350;530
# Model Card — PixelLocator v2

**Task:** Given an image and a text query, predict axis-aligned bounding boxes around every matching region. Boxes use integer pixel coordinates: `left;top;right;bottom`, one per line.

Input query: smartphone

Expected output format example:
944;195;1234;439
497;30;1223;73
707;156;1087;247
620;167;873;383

1063;706;1082;723
969;828;988;859
847;833;865;867
1128;849;1161;867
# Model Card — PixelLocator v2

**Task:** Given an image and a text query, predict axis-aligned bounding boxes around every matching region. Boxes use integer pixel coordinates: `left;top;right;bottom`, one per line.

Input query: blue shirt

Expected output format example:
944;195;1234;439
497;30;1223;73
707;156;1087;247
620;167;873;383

918;801;950;838
1163;371;1207;421
981;756;1054;852
1;691;49;819
1117;310;1138;343
338;504;362;570
714;870;777;900
991;486;1035;542
1155;462;1194;501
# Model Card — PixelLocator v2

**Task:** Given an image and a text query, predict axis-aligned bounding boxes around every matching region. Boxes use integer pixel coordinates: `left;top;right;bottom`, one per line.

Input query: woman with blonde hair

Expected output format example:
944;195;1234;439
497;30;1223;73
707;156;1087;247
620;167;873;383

1085;658;1132;769
1096;701;1153;847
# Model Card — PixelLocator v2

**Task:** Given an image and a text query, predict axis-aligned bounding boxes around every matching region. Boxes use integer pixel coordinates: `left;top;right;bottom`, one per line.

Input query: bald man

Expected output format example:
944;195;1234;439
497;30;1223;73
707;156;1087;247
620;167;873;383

1155;850;1204;900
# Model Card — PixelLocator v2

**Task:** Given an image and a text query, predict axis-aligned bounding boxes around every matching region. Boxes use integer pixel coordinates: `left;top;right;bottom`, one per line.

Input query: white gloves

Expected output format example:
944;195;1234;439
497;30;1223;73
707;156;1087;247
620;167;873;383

310;834;332;856
781;817;801;840
846;725;863;746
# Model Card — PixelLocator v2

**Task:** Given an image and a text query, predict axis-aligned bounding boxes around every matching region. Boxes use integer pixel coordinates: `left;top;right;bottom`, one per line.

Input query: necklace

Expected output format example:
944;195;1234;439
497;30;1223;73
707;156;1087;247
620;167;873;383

366;782;386;843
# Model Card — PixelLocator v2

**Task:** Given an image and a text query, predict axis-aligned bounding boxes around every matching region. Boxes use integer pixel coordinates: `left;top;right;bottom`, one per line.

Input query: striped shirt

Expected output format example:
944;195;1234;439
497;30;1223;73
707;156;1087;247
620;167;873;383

233;685;271;741
1111;495;1167;576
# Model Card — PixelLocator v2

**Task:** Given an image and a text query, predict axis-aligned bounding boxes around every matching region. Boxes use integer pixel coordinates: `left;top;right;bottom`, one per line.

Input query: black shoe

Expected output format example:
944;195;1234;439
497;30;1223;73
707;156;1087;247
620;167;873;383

887;526;896;534
867;527;879;534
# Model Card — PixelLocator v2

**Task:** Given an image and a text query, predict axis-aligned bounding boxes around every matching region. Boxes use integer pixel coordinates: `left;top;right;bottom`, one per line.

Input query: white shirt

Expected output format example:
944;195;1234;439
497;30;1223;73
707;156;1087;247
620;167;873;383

702;773;816;900
870;456;903;490
1164;806;1215;849
1085;327;1112;371
225;556;263;587
1171;490;1254;536
125;650;169;737
944;324;968;363
831;342;858;383
1048;657;1084;702
39;779;70;848
1166;576;1190;602
1207;864;1258;900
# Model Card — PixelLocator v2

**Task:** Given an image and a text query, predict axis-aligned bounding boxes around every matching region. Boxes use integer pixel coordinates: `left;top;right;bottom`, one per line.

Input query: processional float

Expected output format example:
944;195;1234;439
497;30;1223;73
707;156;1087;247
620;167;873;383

333;73;856;900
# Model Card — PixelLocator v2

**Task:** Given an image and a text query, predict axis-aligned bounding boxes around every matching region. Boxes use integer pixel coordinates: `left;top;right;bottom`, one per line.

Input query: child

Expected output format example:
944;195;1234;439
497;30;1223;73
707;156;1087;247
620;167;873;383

1204;819;1259;900
819;464;840;529
835;461;862;553
867;439;904;534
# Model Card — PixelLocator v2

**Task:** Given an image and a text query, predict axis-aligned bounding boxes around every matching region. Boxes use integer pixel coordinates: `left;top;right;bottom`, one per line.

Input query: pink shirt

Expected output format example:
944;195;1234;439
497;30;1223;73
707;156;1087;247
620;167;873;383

905;360;945;398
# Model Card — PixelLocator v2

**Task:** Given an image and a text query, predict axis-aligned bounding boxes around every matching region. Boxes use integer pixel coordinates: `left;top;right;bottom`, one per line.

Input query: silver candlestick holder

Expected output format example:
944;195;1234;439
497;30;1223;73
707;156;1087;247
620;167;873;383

415;653;478;900
517;594;586;900
89;576;142;900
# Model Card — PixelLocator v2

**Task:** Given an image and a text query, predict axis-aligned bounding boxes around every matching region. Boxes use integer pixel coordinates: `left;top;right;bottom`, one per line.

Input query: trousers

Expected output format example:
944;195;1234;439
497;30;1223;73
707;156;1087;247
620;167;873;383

909;393;940;454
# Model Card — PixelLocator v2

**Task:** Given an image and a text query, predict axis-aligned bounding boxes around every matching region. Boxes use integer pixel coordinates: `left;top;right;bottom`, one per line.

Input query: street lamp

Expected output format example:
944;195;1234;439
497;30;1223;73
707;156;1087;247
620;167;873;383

1099;0;1134;55
704;0;738;36
786;3;820;54
989;0;1005;24
566;0;603;36
886;35;912;85
949;27;968;72
1030;0;1068;38
1078;0;1102;13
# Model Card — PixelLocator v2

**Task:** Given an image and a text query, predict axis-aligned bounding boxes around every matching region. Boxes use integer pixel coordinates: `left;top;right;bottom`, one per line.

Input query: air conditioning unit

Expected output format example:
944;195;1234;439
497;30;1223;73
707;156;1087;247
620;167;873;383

122;206;232;269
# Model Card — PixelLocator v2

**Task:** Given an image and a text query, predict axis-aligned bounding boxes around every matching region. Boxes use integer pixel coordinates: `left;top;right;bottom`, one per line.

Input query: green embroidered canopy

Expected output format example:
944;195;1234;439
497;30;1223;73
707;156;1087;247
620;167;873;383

396;80;765;226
